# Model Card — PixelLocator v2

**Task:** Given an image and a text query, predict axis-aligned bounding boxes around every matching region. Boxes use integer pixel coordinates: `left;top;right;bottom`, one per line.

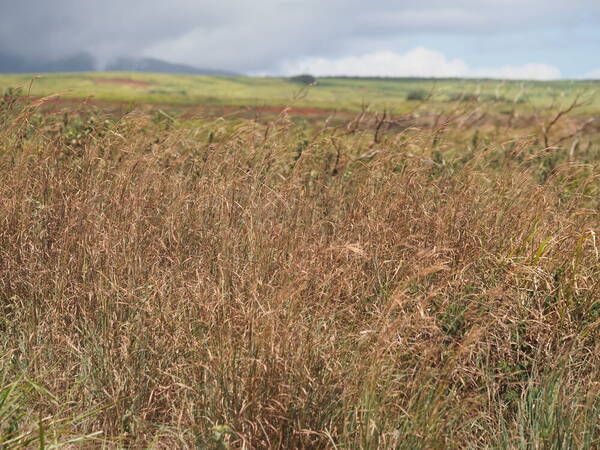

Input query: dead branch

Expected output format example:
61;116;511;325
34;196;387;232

541;92;587;148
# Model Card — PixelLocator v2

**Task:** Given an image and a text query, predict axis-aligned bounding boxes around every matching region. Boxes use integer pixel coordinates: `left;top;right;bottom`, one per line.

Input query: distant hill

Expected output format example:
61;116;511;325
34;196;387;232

0;52;96;74
105;57;237;76
0;52;237;76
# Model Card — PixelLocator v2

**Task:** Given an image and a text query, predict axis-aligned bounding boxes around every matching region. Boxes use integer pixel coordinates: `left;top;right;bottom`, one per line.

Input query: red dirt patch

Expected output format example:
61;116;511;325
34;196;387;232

93;77;152;88
21;96;345;121
253;105;338;116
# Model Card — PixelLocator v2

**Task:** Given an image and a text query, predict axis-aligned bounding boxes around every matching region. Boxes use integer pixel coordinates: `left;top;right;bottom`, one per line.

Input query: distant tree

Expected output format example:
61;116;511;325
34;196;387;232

288;74;317;85
406;89;428;101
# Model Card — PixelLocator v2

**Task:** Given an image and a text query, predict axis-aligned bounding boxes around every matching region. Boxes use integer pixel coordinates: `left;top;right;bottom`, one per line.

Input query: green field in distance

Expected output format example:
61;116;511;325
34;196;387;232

1;72;599;113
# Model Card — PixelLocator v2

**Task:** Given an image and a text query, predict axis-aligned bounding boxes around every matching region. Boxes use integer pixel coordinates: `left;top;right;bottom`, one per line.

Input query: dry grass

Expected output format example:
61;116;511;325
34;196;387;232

1;93;600;448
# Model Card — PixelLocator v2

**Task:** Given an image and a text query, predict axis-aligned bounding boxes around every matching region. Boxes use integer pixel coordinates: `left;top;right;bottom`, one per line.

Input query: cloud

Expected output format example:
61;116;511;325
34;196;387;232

0;1;598;74
581;69;600;79
280;48;562;80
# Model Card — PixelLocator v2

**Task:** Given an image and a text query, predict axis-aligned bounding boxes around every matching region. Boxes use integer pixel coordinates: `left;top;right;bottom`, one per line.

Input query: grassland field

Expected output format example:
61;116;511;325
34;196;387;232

1;73;600;448
1;72;600;114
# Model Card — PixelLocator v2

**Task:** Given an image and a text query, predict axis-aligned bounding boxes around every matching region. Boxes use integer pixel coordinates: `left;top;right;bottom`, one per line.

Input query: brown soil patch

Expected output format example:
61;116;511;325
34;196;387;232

218;105;349;117
93;77;152;88
21;96;346;123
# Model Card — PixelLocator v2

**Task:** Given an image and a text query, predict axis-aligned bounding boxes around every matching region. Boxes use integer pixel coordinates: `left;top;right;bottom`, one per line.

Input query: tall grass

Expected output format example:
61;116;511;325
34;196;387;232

1;93;599;448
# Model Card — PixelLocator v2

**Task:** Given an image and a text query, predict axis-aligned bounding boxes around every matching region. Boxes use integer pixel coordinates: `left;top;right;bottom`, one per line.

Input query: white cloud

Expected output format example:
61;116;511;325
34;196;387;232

581;69;600;79
2;1;598;74
280;47;562;80
470;63;562;80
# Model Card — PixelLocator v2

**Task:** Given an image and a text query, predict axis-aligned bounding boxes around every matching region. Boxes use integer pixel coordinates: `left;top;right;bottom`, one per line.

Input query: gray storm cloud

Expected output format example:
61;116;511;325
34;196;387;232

1;0;598;73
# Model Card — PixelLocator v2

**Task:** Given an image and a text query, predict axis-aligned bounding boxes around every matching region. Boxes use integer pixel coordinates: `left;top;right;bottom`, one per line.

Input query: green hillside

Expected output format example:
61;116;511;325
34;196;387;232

1;72;599;113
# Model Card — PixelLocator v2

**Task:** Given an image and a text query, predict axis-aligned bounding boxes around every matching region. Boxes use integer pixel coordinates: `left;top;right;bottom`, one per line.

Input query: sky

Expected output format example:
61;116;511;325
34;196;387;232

2;0;600;79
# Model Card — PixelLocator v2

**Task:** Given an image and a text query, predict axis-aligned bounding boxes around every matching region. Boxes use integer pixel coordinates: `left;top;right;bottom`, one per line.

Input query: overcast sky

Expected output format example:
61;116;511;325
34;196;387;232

2;0;599;79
